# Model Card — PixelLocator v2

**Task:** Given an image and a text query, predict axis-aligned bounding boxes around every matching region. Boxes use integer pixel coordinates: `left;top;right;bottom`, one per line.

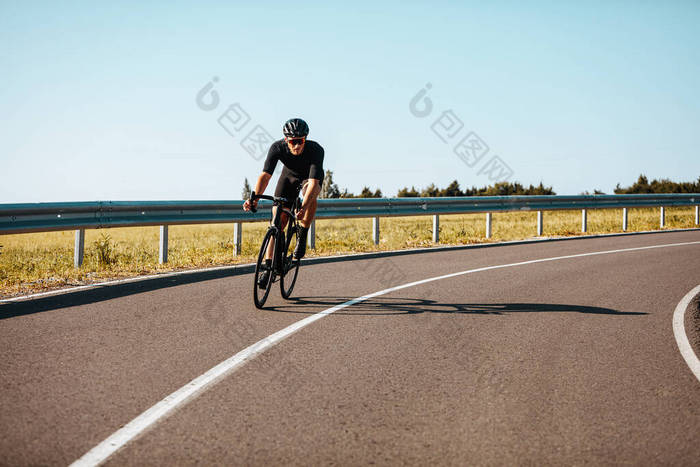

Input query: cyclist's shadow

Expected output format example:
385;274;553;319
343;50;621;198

264;296;645;316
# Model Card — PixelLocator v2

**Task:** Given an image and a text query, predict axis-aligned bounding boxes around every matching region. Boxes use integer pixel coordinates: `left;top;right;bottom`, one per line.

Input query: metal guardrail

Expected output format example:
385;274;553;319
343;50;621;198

1;194;698;267
2;194;698;234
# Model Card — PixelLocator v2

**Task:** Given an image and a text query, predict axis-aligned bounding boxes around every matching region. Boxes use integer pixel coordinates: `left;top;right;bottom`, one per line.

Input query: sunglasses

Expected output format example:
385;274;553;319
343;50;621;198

287;138;305;146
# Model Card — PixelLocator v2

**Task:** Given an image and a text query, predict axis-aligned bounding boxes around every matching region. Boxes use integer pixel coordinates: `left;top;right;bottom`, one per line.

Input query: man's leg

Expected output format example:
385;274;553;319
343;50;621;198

265;207;288;260
294;181;321;258
298;181;320;228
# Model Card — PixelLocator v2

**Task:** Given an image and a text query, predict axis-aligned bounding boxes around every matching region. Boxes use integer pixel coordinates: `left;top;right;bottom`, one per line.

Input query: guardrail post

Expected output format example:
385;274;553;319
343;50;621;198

622;208;628;231
432;215;439;243
660;207;665;228
159;225;168;264
486;212;492;239
307;219;316;250
372;217;380;245
74;229;85;268
696;205;699;225
536;211;543;236
581;209;587;233
233;222;242;256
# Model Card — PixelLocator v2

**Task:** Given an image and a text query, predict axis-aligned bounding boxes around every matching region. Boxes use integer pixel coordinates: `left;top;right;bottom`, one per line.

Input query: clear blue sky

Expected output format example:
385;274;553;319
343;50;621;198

2;1;699;202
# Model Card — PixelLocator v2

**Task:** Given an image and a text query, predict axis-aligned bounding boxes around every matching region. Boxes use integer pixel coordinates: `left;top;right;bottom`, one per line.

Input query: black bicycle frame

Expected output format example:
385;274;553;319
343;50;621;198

269;200;298;268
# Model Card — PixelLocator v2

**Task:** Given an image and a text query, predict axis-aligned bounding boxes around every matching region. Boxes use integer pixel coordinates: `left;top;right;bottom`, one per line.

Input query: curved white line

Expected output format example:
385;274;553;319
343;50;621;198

672;285;700;383
71;240;700;466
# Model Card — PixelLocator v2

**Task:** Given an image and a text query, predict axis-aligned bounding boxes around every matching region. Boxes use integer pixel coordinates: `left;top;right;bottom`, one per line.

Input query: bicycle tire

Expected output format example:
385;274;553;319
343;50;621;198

253;228;277;309
280;223;301;299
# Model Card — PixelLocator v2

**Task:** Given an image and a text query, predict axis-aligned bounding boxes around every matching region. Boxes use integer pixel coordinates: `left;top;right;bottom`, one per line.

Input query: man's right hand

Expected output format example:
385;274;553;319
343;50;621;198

243;199;258;212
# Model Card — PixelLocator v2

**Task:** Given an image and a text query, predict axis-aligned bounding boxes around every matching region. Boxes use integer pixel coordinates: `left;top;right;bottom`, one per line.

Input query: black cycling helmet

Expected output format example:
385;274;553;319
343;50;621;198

282;118;309;138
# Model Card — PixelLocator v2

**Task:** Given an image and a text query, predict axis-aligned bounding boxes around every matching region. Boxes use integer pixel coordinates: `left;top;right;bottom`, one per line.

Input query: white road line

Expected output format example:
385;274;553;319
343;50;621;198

672;285;700;383
70;240;700;466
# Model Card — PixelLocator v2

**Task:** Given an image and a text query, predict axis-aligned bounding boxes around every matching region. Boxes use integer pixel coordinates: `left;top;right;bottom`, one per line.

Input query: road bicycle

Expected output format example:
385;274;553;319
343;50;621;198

248;192;302;308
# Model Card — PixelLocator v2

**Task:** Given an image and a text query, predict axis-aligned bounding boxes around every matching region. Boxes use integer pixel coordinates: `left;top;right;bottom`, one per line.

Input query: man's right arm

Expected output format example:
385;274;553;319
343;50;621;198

254;172;272;195
243;142;278;211
255;141;280;199
243;172;271;211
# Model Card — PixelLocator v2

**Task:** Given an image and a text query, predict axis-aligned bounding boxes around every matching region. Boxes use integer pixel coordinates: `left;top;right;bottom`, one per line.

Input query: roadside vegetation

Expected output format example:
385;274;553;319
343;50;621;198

318;172;700;199
1;206;696;298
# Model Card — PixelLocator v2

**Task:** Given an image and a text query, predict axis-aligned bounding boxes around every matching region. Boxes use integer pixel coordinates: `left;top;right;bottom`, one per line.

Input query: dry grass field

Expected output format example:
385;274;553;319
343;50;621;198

0;206;697;298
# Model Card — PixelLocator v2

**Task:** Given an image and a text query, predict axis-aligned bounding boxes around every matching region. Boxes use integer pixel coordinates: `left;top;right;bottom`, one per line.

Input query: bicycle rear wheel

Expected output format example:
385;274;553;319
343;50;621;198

280;223;301;299
253;228;277;309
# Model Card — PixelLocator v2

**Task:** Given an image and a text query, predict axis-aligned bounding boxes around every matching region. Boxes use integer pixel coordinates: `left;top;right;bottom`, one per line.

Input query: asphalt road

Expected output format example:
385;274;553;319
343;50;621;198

1;230;699;465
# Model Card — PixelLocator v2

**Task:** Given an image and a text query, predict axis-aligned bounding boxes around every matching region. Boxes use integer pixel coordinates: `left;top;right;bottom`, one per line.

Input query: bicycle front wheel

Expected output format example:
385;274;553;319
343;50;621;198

280;224;301;299
253;228;277;309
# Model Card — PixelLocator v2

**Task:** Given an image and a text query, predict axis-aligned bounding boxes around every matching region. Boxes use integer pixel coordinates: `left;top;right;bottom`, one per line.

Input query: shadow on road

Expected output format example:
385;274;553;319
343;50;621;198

1;278;647;322
0;268;241;320
265;296;647;316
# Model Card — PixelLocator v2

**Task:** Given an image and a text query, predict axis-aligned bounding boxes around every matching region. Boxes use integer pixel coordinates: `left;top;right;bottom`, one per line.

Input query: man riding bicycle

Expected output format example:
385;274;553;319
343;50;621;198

242;118;324;288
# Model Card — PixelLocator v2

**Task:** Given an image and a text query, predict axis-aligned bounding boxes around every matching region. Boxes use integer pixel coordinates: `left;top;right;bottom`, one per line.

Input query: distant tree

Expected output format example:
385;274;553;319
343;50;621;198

525;182;555;195
580;189;605;195
615;174;651;193
463;185;480;196
440;180;463;197
358;186;383;198
482;182;515;195
321;170;341;198
397;186;420;197
339;188;354;198
242;178;252;199
420;183;440;197
614;174;700;194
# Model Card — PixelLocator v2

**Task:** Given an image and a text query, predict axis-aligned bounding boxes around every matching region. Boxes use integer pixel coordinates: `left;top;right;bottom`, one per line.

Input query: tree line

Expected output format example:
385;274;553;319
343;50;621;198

315;171;556;198
318;171;555;198
396;181;554;197
242;172;700;199
614;175;700;194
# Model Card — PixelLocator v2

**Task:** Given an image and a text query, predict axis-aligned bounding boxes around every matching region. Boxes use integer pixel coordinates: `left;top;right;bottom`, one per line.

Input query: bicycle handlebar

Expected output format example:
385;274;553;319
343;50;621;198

248;191;290;213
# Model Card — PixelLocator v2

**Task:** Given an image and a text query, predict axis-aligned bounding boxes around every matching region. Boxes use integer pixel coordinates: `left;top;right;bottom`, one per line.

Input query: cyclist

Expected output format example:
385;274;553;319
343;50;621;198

242;118;324;288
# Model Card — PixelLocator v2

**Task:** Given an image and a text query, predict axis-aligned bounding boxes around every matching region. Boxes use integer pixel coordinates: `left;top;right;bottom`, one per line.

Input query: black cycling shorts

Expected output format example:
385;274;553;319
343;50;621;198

273;167;323;208
274;172;303;209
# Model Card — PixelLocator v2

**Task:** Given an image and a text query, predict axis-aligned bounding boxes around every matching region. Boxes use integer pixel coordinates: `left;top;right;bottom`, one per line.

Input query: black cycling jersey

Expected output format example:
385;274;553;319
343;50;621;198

263;139;324;208
263;139;324;182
